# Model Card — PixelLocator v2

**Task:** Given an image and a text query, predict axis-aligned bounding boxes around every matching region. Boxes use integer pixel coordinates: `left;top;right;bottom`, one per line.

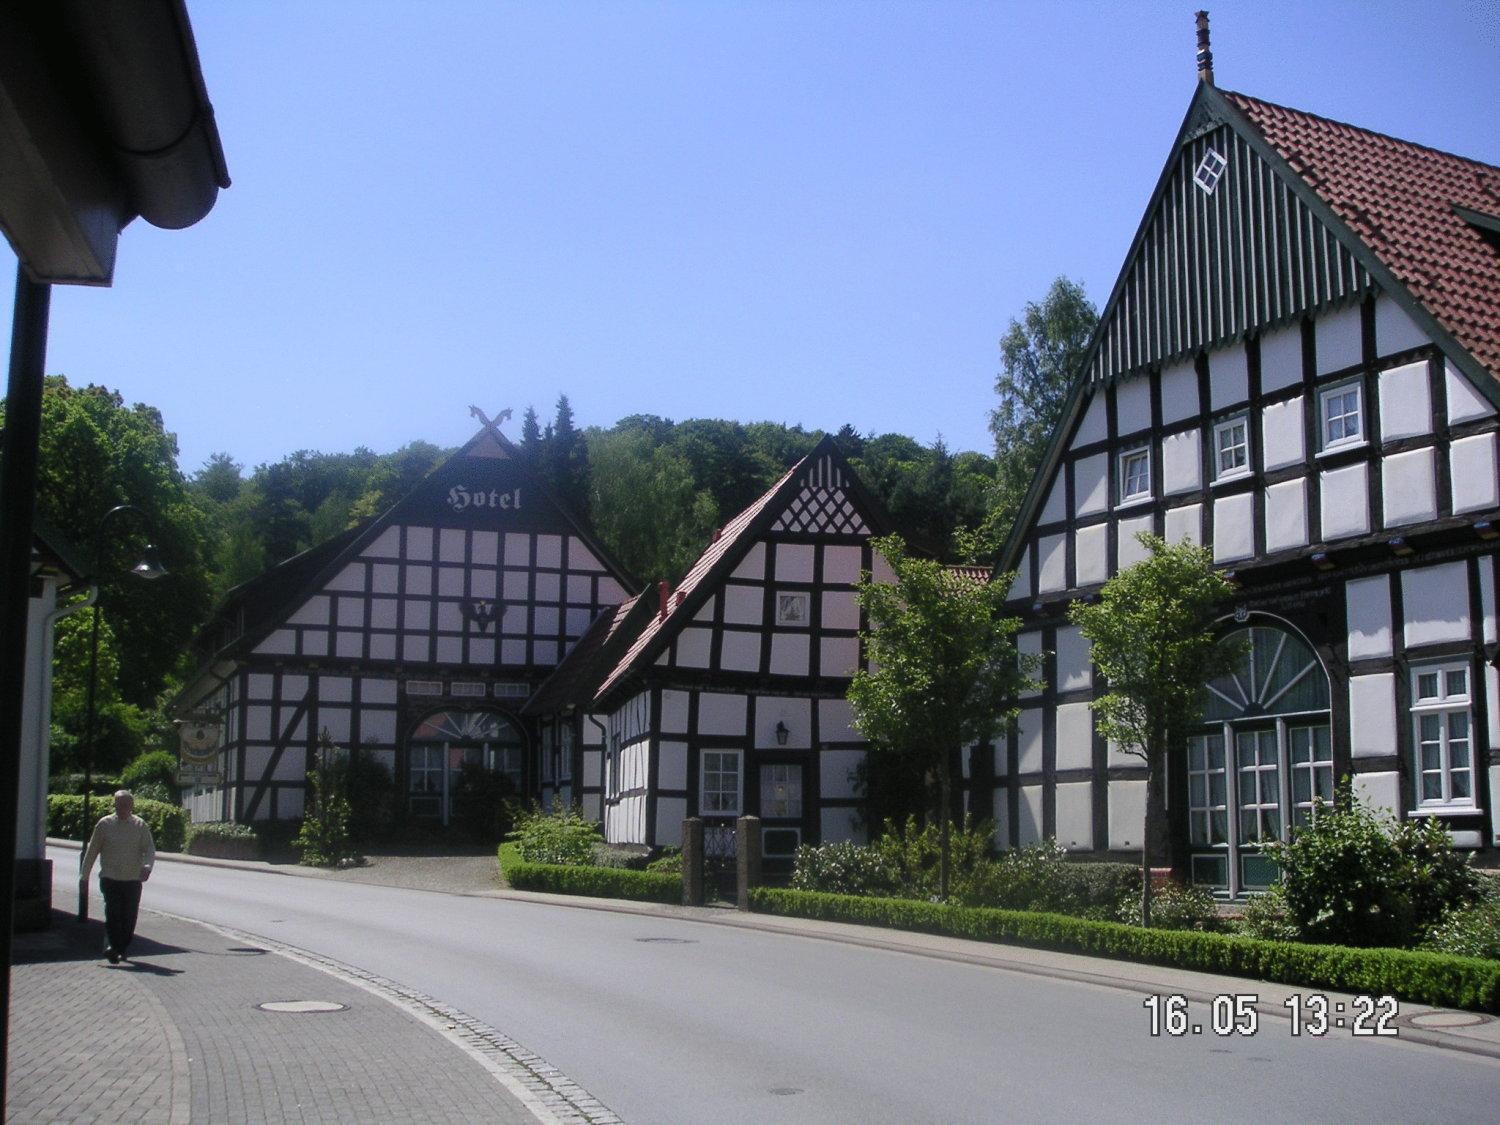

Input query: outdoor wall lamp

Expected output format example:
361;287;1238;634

774;721;790;746
1388;537;1414;557
78;504;166;922
1476;520;1498;541
1311;551;1335;572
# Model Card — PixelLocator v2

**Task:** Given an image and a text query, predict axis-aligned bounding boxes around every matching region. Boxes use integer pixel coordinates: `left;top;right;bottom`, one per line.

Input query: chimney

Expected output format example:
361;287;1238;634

657;580;670;620
1195;11;1214;85
711;527;722;543
674;590;685;610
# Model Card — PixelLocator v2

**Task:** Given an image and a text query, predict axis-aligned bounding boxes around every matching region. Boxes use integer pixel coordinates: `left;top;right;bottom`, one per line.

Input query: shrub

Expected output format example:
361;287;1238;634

1233;885;1299;942
1425;876;1500;961
645;848;683;875
509;801;601;866
121;751;180;797
749;886;1500;1013
590;843;652;870
502;858;681;904
48;794;188;853
295;740;359;867
1117;881;1221;932
1267;782;1478;947
956;841;1136;920
186;821;260;860
872;815;993;899
792;841;900;897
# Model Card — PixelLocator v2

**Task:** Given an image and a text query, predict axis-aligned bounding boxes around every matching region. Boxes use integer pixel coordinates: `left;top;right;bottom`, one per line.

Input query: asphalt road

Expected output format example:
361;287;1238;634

58;849;1500;1124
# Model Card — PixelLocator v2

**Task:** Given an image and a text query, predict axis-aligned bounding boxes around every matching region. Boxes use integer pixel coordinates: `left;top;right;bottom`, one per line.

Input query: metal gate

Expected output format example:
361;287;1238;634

704;823;737;903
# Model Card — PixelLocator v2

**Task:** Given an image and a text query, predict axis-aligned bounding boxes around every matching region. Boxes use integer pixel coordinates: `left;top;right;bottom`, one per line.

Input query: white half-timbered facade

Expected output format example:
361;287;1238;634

997;79;1500;894
525;436;895;858
175;422;636;826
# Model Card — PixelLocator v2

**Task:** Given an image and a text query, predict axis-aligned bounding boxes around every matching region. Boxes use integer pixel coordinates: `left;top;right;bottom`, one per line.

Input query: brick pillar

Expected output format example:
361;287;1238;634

682;817;704;906
736;815;761;911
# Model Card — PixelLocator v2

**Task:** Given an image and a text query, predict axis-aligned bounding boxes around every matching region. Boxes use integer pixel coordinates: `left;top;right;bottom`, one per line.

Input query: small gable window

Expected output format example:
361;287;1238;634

1213;415;1251;480
1194;148;1228;195
1118;446;1152;504
1319;379;1364;449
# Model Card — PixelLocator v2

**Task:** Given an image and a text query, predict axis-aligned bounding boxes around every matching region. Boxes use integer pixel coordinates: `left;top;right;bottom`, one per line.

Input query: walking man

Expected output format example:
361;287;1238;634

81;789;156;963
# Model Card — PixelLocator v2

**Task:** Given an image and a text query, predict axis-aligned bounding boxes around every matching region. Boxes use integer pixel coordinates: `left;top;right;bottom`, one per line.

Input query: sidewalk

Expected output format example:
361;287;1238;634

8;892;577;1123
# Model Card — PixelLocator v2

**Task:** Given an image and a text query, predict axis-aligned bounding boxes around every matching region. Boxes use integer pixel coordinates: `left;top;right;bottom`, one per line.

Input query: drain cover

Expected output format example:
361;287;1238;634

257;1000;348;1014
1409;1011;1491;1029
634;937;696;944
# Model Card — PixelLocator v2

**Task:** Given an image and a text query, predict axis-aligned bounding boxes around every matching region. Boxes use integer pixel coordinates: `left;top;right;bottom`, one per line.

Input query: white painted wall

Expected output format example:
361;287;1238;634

1161;429;1202;495
1264;479;1308;552
1017;786;1044;847
1075;392;1108;446
1159;361;1199;424
1450;434;1498;514
1381;448;1437;526
1108;780;1146;850
1037;534;1067;594
1055;782;1093;851
1116;378;1152;436
1074;454;1109;518
1261;397;1306;471
1075;523;1108;586
1378;360;1432;441
1320;463;1370;539
1316;303;1362;374
1017;708;1043;774
1345;575;1392;659
1054;703;1093;771
1117;516;1153;569
1164;503;1201;545
1259;324;1303;393
1446;361;1495;424
1348;674;1397;759
1374;294;1426;356
1209;345;1249;410
1402;562;1471;647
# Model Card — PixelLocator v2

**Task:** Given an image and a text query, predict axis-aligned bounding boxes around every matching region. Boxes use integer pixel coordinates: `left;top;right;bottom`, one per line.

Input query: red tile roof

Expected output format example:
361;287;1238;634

944;564;992;586
1225;90;1500;379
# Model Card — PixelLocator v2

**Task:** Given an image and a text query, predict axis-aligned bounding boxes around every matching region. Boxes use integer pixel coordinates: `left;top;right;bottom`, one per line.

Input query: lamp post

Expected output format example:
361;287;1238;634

76;504;165;922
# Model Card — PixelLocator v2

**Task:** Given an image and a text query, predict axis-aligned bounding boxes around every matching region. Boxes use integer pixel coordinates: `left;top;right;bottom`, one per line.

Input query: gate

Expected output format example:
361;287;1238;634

704;823;737;903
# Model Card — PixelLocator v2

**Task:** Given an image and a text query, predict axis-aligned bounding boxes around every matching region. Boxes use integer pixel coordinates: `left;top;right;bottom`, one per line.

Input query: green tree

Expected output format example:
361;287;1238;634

549;394;590;515
847;534;1028;899
1069;534;1239;926
986;277;1098;550
586;426;716;582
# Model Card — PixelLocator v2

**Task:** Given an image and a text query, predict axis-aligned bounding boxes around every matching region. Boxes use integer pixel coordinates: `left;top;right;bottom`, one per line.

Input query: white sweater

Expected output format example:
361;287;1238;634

82;814;156;882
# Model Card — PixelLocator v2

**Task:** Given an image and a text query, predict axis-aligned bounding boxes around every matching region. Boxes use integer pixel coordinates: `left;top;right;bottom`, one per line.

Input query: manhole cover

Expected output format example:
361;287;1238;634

256;1000;348;1014
1409;1011;1491;1029
634;937;696;944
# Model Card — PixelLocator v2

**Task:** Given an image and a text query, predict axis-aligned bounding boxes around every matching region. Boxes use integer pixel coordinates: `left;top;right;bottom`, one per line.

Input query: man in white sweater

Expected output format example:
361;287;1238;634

81;790;156;963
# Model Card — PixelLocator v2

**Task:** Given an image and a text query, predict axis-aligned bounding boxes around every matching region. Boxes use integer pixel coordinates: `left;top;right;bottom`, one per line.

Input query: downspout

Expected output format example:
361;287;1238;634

36;584;96;855
587;713;610;838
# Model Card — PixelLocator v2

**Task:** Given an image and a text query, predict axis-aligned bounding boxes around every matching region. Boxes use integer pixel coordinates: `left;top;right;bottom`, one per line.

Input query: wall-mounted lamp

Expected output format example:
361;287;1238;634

774;720;790;746
1476;520;1498;541
1388;537;1414;557
1030;601;1044;615
1311;551;1335;572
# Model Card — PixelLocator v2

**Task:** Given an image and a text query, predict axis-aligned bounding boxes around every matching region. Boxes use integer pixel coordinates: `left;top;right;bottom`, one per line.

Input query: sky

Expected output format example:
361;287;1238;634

7;1;1500;477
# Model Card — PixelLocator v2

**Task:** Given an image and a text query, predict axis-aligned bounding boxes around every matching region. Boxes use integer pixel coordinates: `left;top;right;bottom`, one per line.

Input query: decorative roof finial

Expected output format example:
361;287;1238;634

468;405;513;440
1195;10;1215;85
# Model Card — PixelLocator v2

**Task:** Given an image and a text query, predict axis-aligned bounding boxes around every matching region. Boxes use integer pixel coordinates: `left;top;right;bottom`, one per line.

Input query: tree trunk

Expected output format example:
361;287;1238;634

1141;729;1169;929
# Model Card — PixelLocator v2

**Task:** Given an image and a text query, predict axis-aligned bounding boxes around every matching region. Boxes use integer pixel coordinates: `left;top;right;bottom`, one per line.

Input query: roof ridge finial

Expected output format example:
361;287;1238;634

1195;10;1215;86
468;404;513;440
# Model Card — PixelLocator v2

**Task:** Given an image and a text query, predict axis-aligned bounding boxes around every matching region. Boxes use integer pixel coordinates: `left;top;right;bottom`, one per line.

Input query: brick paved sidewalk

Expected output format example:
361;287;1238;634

8;907;550;1124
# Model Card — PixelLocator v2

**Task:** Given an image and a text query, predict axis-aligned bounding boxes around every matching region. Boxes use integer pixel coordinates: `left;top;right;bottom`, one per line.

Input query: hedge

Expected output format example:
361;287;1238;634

502;855;681;904
48;794;188;854
186;821;260;860
749;887;1500;1014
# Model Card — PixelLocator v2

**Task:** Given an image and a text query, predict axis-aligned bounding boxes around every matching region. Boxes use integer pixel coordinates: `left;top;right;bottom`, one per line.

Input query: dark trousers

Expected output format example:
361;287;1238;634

99;877;143;956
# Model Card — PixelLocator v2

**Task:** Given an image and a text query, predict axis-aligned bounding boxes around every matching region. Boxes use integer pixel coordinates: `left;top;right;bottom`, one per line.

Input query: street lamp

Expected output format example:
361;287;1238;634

77;504;165;922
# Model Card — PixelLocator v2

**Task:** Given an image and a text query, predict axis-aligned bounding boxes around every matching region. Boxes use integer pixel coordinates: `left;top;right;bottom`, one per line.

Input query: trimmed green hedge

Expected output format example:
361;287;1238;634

48;794;188;854
186;821;260;860
502;856;681;904
749;887;1500;1014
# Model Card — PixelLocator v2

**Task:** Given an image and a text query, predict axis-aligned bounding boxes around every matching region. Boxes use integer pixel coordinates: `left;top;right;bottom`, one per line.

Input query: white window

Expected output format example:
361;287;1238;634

1319;379;1364;449
700;749;742;816
1411;664;1475;810
1213;415;1250;480
1194;148;1228;195
760;763;803;818
775;592;808;626
1117;446;1151;503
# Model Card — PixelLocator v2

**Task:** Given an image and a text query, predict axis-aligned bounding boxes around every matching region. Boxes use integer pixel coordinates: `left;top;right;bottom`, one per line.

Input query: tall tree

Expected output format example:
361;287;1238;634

549;394;590;515
848;534;1028;899
1068;534;1239;926
586;426;716;584
520;405;542;453
986;277;1098;550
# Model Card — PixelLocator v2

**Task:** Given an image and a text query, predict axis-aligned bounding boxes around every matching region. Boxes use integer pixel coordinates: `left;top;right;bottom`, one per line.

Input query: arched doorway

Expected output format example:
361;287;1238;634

1188;622;1331;896
407;709;525;825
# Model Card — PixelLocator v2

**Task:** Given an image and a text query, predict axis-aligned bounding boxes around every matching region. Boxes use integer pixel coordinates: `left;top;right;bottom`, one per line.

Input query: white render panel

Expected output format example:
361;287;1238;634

1483;558;1497;646
820;749;864;799
818;698;859;742
820;635;860;678
1161;428;1202;495
821;589;859;631
1163;503;1201;546
255;630;296;656
1402;562;1471;647
325;565;364;593
1378;360;1433;441
503;534;530;567
1037;534;1067;594
1316;303;1363;374
1209;344;1249;409
1446;360;1496;424
362;708;396;744
1320;464;1370;540
1017;786;1043;847
992;796;1011;852
697;692;747;736
658;741;688;791
775;544;815;583
1054;625;1091;693
823;545;863;585
1260;396;1306;471
1055;702;1093;772
755;697;811;749
1159;361;1199;424
655;800;686;847
1117;515;1154;569
1375;294;1426;356
406;527;434;561
676;627;712;668
1260;324;1303;392
1040;477;1067;525
1008;552;1033;602
1382;448;1437;527
1116;377;1152;437
1349;674;1397;759
1264;479;1309;553
1075;391;1107;447
287;595;330;627
1017;632;1043;698
1345;574;1393;659
1352;771;1401;819
660;690;690;734
439;528;465;563
720;631;761;672
1074;523;1108;587
536;534;562;568
1055;781;1093;851
732;542;766;581
363;679;398;705
1017;708;1043;774
472;530;499;566
1450;434;1499;515
723;584;763;626
362;526;401;558
820;806;861;845
1108;780;1147;850
769;633;810;676
1074;453;1109;518
1212;492;1255;563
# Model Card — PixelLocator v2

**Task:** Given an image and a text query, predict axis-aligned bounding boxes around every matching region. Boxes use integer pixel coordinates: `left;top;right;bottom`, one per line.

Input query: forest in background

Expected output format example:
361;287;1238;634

8;277;1095;779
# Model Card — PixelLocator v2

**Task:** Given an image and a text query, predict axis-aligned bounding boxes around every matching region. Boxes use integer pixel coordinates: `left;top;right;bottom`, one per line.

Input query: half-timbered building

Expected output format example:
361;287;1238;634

995;69;1500;894
524;435;895;857
175;419;636;827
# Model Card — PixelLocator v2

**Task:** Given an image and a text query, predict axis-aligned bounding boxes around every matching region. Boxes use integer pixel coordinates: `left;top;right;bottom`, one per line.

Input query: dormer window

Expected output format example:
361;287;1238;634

1118;446;1151;504
1319;379;1364;450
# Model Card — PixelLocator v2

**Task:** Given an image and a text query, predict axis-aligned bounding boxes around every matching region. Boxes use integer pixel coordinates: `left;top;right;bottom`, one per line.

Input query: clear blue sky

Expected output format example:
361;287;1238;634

8;1;1499;476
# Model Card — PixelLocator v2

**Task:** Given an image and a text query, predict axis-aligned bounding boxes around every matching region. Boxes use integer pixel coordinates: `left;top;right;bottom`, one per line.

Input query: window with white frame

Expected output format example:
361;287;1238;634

700;749;742;816
1117;446;1151;503
1411;664;1475;809
760;763;803;818
1213;415;1250;480
1319;379;1364;449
